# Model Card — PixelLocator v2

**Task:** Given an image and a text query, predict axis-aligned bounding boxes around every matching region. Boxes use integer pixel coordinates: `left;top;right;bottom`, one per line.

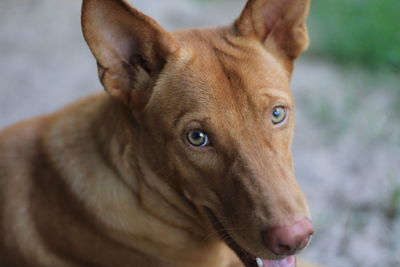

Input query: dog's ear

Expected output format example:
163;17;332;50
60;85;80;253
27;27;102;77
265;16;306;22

235;0;311;60
81;0;178;105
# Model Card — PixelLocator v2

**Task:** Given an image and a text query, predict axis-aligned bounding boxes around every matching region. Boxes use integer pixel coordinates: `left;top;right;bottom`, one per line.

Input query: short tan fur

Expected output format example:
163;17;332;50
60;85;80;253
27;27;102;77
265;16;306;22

0;0;316;266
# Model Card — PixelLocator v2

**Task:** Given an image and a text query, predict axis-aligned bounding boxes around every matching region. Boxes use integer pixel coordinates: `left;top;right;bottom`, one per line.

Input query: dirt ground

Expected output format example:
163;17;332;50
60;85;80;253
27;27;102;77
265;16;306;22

1;0;399;266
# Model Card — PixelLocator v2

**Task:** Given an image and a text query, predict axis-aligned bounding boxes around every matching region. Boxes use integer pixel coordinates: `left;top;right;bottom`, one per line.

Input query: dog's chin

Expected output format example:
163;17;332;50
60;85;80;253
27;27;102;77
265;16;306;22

205;208;296;267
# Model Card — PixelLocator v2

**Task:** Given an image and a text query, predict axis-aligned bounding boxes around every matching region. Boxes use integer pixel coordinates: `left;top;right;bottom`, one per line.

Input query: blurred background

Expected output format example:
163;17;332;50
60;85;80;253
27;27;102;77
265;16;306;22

0;0;399;266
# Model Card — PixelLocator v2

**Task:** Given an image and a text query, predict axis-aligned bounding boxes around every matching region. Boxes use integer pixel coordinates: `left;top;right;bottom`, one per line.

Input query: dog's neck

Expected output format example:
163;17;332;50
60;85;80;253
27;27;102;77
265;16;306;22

46;94;233;265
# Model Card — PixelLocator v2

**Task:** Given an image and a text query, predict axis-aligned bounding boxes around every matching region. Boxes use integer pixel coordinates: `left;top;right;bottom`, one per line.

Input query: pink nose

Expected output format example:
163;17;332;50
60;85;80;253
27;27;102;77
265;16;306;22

263;218;314;255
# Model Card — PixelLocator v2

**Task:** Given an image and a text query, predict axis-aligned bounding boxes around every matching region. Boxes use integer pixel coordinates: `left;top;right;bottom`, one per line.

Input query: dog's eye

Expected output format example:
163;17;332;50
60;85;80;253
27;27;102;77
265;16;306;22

271;106;287;124
187;129;209;147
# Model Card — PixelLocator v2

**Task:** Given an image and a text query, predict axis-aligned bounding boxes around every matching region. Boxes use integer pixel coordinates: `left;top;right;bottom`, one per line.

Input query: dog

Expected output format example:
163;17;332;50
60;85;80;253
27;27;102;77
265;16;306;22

0;0;316;266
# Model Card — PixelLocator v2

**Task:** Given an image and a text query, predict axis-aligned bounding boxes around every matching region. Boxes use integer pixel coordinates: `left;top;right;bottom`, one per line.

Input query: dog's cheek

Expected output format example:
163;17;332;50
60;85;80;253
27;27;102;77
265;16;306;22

169;147;225;204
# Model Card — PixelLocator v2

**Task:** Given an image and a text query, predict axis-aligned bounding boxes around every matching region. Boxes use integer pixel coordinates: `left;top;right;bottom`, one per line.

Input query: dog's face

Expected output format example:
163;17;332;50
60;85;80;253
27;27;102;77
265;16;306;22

82;0;312;266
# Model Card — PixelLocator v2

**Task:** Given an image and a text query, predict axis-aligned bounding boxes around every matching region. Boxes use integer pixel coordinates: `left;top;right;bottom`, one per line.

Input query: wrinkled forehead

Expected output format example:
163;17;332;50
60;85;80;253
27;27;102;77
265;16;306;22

149;28;293;122
182;29;290;101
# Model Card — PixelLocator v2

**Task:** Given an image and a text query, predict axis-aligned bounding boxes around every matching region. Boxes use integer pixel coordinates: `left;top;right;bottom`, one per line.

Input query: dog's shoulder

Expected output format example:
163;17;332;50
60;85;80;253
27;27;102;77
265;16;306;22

0;116;50;172
0;93;108;191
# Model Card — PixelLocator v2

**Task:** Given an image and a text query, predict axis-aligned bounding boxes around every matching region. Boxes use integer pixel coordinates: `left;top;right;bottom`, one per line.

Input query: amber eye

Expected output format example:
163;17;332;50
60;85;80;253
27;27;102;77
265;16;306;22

271;106;287;125
187;129;209;147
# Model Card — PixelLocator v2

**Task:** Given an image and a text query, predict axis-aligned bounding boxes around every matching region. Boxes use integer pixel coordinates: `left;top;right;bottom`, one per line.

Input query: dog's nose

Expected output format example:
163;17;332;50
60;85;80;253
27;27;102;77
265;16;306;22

263;218;314;255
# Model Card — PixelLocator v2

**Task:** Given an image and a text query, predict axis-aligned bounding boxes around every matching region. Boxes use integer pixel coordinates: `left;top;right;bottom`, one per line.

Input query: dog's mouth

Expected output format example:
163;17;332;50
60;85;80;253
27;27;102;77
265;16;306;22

205;208;296;267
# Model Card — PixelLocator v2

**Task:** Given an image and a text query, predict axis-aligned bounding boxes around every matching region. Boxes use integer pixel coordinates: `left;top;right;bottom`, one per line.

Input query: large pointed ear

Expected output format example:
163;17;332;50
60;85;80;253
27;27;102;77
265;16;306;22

81;0;178;105
234;0;311;60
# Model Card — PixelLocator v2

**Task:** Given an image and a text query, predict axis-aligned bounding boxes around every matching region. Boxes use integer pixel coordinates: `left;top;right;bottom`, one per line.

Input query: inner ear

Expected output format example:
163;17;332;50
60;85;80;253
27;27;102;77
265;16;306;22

82;0;178;105
234;0;311;60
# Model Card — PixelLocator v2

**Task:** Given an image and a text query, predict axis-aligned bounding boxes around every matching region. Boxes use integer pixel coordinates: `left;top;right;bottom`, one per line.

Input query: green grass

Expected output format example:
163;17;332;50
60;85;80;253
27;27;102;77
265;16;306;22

308;0;400;71
307;0;400;112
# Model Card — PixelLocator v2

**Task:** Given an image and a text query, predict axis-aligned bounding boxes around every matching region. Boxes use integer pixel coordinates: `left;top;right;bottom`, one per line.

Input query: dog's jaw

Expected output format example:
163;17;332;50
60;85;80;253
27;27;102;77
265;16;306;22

205;208;297;267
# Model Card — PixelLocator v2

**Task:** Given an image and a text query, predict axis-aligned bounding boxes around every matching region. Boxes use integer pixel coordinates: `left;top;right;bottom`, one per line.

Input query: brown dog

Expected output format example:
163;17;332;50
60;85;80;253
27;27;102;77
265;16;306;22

0;0;315;266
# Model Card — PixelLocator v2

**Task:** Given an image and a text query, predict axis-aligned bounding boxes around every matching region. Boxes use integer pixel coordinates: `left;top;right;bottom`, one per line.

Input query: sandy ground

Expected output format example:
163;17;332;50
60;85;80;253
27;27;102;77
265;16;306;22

1;0;399;266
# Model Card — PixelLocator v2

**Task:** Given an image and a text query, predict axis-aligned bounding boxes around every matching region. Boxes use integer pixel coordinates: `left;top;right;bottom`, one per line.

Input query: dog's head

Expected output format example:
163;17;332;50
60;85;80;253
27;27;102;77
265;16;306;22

82;0;313;266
